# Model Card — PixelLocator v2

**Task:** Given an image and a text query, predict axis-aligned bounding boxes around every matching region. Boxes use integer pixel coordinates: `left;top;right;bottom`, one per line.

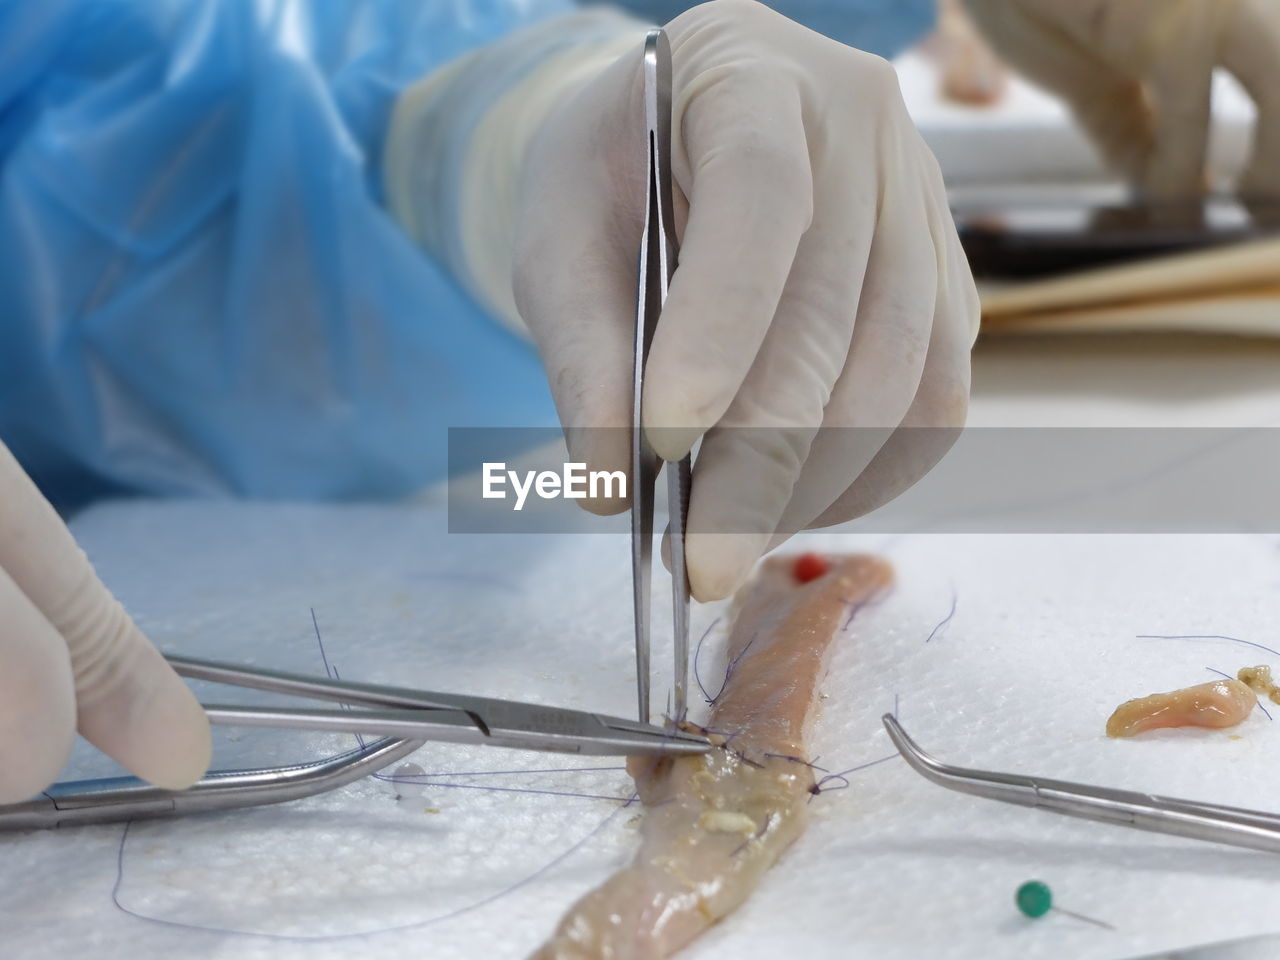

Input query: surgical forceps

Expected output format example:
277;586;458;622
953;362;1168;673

0;654;709;830
632;28;691;727
884;714;1280;855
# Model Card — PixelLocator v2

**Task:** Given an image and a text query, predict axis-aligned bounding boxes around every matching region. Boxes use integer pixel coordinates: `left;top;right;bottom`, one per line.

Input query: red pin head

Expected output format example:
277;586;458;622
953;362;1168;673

792;552;829;584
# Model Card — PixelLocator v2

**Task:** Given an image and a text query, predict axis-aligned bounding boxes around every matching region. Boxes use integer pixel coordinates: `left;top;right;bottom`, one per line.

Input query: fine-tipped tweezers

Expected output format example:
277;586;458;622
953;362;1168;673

632;28;691;727
0;654;709;830
883;714;1280;855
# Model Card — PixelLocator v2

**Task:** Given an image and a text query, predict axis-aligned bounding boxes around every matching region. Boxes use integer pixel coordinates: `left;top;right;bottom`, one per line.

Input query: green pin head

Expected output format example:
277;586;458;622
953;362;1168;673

1015;880;1054;919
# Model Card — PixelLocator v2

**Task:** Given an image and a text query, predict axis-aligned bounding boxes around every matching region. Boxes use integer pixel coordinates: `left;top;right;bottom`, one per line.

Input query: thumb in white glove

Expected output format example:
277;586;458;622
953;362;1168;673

964;0;1280;199
0;442;210;802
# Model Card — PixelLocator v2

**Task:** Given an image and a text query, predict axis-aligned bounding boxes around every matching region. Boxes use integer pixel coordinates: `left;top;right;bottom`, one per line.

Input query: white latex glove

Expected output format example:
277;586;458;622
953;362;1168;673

387;1;979;601
922;0;1010;106
964;0;1280;199
0;442;210;802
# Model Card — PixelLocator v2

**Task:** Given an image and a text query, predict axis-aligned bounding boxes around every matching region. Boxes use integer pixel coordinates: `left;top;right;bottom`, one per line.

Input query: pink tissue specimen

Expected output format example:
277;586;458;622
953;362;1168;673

531;554;892;960
1106;678;1257;738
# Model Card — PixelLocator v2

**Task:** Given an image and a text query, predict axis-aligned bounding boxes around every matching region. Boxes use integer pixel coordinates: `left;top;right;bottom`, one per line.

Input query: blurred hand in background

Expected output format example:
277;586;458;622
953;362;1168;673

964;0;1280;199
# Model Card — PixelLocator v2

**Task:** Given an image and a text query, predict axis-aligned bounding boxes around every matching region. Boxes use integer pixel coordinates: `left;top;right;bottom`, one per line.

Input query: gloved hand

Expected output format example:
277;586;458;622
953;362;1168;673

963;0;1280;199
922;0;1009;106
386;0;979;602
0;442;210;802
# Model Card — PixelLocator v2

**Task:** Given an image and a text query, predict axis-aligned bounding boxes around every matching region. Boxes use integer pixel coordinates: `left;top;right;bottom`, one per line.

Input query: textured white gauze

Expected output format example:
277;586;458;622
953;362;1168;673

2;499;1279;960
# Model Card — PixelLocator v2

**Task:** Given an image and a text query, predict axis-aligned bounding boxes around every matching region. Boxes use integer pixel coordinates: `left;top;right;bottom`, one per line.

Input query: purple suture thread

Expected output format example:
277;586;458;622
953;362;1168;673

310;607;337;680
371;776;637;804
707;729;742;744
683;722;743;752
807;753;899;802
668;711;685;746
727;748;765;770
329;665;366;750
365;760;634;805
924;587;958;644
310;609;365;749
762;752;828;773
730;813;774;858
1137;634;1280;659
110;609;649;940
310;609;629;797
840;585;891;632
841;599;870;632
1206;667;1273;721
704;634;758;706
111;792;637;943
375;765;626;780
692;617;723;704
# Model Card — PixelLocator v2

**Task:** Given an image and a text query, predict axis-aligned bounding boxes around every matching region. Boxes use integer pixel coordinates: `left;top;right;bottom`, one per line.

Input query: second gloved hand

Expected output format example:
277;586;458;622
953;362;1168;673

963;0;1280;199
0;442;210;802
387;0;979;601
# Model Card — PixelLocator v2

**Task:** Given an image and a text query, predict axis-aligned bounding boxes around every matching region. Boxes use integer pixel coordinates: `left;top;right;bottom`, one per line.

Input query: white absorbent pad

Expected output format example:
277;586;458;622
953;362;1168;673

3;499;1279;960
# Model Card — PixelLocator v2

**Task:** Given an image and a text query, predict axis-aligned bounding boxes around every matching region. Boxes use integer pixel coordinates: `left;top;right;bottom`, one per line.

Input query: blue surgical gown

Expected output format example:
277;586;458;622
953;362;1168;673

0;0;935;507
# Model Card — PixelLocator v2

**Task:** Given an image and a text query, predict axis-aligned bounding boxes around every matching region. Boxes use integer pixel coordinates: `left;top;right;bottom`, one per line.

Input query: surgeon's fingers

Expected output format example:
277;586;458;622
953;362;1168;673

513;211;638;514
775;136;943;537
1134;3;1217;199
68;581;214;790
678;90;920;600
808;372;969;530
512;56;645;515
0;568;76;803
810;194;976;528
0;444;211;790
684;104;951;600
642;75;813;462
1221;0;1280;198
965;0;1152;184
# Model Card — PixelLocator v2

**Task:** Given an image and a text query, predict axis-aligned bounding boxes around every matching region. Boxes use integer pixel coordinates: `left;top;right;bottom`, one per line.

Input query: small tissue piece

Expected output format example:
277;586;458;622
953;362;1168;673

1106;679;1257;738
1237;665;1280;706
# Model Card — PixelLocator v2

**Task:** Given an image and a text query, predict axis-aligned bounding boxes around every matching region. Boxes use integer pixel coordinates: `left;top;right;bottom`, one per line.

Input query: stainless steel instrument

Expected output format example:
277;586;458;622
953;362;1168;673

0;653;709;830
632;27;691;726
884;713;1280;855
